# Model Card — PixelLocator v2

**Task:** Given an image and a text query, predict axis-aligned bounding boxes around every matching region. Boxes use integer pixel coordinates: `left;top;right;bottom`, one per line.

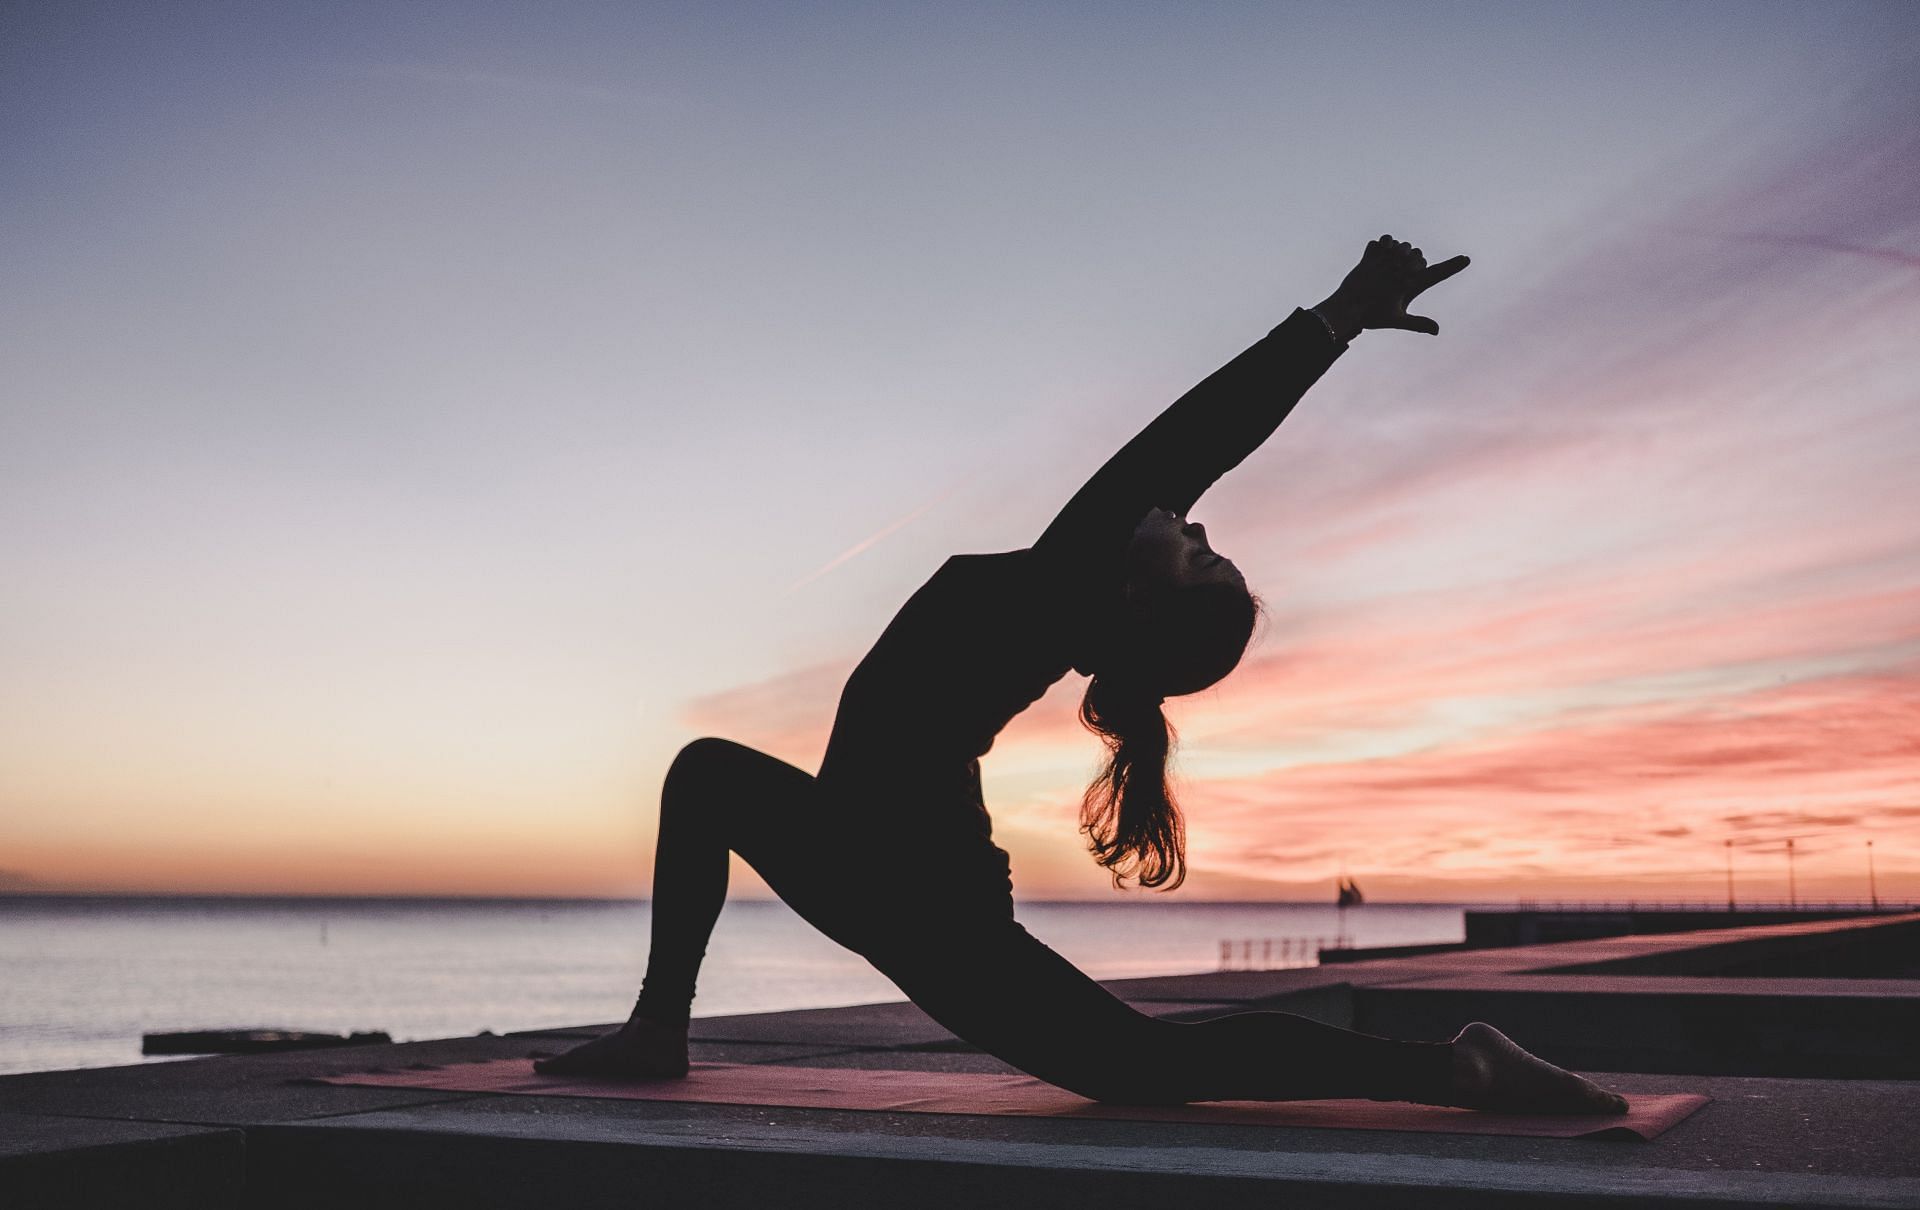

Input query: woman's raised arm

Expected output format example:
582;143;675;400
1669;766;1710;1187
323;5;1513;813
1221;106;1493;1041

1030;237;1468;586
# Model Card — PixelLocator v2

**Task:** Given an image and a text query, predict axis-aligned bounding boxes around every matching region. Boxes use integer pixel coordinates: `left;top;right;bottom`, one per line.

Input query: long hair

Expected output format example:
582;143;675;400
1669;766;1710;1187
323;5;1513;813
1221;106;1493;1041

1078;583;1260;891
1079;673;1183;889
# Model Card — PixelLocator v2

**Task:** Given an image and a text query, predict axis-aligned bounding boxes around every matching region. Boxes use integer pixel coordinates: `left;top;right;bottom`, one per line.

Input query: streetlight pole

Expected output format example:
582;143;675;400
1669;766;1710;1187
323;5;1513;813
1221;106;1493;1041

1725;838;1735;912
1787;838;1797;909
1868;840;1879;911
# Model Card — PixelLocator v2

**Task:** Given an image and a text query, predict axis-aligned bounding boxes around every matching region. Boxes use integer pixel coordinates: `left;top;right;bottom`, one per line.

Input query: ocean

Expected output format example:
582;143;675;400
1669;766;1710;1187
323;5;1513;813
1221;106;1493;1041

0;896;1467;1076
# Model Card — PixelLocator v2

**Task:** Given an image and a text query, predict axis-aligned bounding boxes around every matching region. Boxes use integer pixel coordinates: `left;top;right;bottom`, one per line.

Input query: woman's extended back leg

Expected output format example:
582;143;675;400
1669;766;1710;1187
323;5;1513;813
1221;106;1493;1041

877;916;1457;1106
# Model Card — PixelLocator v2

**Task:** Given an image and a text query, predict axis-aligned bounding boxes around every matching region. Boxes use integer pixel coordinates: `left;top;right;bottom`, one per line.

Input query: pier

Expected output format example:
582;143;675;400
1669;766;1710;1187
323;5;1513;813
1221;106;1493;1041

5;911;1918;1208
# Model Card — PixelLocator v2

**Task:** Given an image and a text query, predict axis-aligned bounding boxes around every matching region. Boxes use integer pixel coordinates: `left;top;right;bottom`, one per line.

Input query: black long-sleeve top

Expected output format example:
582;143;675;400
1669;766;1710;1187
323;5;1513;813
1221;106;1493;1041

816;308;1349;899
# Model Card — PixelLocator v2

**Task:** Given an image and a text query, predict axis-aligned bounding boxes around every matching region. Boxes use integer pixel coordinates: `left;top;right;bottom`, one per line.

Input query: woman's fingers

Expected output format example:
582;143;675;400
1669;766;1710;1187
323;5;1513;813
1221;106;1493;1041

1420;254;1471;288
1404;254;1470;304
1339;238;1467;335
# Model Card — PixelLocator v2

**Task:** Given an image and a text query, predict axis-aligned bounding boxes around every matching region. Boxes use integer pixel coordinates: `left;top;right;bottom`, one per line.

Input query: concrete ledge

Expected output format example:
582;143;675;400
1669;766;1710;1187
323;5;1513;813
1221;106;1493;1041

1357;979;1920;1078
254;1106;1920;1210
0;1113;244;1210
1323;941;1473;963
1536;917;1920;979
1467;908;1914;949
1343;916;1920;1078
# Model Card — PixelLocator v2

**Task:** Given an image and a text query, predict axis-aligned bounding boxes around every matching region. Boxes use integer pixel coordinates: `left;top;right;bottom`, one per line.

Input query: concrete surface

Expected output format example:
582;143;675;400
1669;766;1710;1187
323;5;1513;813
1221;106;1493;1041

5;911;1918;1209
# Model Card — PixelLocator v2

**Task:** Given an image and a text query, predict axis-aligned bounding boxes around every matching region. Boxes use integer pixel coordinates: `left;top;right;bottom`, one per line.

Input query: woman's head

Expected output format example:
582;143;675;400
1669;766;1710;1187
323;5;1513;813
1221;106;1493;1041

1127;506;1246;597
1076;507;1261;891
1113;507;1258;695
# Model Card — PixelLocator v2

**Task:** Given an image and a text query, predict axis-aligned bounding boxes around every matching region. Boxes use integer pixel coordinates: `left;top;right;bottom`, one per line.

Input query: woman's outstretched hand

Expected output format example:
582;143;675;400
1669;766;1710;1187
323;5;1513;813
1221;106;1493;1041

1313;235;1470;340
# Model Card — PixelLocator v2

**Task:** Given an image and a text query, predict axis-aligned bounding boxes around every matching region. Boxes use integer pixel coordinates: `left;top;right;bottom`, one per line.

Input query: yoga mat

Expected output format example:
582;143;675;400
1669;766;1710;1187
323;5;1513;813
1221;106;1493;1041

306;1058;1708;1141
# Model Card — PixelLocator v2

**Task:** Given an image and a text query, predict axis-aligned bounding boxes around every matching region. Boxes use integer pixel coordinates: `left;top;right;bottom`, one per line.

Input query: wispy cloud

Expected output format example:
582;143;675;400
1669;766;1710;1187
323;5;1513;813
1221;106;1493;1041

351;62;693;112
1697;231;1920;272
783;478;974;595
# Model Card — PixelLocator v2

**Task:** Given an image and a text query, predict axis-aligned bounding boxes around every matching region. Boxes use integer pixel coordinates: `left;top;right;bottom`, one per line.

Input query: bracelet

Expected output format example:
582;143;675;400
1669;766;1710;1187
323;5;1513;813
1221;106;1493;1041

1305;306;1344;345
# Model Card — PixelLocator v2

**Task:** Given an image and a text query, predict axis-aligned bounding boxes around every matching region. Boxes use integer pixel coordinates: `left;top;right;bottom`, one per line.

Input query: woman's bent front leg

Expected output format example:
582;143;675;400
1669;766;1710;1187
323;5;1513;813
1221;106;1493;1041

536;737;872;1077
633;737;880;1024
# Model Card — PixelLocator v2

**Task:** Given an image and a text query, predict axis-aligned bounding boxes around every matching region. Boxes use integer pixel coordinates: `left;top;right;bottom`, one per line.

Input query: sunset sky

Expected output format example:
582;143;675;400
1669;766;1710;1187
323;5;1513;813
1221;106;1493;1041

4;2;1917;901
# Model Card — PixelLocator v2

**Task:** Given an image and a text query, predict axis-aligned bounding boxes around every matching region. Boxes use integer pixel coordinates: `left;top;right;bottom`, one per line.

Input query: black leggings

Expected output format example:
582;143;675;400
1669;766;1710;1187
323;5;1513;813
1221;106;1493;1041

633;737;1454;1106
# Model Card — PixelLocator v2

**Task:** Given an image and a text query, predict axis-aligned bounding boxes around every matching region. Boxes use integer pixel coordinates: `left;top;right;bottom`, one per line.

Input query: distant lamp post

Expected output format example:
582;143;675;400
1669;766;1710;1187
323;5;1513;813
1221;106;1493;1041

1787;838;1797;909
1868;840;1879;911
1725;839;1735;912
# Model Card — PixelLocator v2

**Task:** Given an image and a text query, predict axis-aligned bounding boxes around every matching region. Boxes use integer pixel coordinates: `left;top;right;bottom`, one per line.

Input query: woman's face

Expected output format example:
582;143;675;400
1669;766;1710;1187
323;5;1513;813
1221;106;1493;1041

1126;507;1245;596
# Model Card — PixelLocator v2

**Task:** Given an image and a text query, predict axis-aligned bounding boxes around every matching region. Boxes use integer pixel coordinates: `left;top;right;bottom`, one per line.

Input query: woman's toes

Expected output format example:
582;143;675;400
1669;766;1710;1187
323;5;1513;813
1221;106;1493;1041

1449;1021;1628;1115
533;1050;583;1074
527;1025;689;1080
532;1032;617;1075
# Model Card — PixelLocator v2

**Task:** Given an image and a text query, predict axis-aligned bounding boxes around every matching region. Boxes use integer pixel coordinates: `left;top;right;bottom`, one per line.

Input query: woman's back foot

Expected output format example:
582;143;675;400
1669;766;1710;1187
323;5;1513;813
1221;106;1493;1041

533;1012;691;1079
1447;1021;1628;1115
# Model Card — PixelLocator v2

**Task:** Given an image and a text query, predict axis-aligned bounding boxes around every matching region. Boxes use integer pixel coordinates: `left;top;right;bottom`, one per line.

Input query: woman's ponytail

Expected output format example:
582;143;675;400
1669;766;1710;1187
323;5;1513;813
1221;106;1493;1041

1078;672;1185;891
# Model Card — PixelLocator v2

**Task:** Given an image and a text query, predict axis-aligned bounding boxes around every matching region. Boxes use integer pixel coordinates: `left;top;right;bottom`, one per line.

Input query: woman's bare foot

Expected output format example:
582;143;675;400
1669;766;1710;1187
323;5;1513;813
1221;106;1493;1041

532;1010;690;1079
1448;1022;1628;1115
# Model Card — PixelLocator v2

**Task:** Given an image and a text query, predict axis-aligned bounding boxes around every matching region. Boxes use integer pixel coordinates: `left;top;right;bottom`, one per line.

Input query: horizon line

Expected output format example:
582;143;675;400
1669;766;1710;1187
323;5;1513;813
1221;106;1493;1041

1;891;1910;909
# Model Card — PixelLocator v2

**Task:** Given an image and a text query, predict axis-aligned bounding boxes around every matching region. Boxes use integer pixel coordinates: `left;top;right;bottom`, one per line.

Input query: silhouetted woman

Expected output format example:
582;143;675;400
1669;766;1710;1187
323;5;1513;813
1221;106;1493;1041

539;237;1628;1114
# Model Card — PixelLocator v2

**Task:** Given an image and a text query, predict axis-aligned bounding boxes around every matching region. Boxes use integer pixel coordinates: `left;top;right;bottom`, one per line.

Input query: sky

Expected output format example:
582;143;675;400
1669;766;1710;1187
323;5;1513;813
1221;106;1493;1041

3;1;1917;902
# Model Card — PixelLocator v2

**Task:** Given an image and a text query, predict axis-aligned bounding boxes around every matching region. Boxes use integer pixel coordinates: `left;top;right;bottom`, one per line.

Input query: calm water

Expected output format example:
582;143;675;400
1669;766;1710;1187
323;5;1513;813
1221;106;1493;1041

0;896;1466;1075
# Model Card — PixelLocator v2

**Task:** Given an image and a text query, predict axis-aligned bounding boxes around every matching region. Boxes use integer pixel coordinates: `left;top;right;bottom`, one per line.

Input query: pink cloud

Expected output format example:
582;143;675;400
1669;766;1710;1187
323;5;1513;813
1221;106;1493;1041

679;657;849;769
1174;657;1920;885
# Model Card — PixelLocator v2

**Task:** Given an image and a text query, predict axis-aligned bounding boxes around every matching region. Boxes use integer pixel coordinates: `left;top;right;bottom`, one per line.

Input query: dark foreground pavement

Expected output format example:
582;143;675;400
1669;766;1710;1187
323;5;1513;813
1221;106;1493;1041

5;914;1918;1208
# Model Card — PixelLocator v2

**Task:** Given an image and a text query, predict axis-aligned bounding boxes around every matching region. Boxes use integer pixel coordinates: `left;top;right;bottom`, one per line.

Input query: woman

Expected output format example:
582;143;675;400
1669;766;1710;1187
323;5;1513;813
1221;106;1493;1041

539;236;1627;1114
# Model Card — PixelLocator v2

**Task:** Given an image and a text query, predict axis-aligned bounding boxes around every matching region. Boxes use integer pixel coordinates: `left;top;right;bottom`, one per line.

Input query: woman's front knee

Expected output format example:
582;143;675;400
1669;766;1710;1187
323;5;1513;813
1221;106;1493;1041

664;737;749;795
